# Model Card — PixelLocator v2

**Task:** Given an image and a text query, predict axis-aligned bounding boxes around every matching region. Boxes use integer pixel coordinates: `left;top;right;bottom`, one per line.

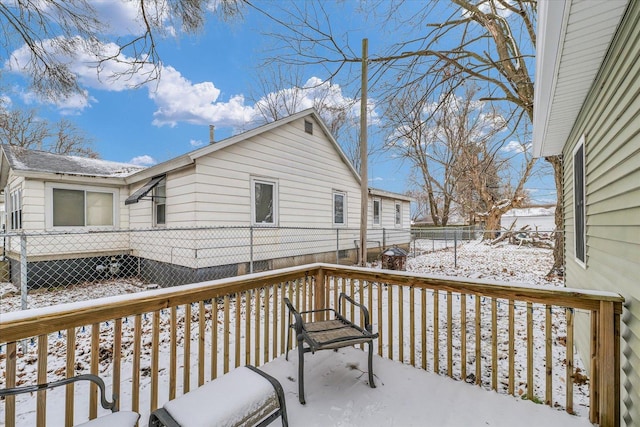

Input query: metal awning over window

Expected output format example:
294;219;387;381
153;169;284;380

125;175;165;205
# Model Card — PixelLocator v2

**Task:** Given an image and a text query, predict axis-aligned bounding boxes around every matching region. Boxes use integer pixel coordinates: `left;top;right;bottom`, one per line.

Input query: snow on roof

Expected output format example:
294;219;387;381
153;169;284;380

502;207;556;217
1;144;145;178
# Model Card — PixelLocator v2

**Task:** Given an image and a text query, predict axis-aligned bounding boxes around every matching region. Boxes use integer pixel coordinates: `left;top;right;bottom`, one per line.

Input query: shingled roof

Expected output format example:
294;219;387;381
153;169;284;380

0;145;145;178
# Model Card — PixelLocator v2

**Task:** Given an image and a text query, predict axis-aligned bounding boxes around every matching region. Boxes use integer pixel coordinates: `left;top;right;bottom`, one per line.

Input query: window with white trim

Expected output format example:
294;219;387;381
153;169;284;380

9;189;22;230
47;184;117;228
333;191;346;225
395;202;402;226
573;138;586;264
252;178;277;225
153;178;166;226
373;198;381;226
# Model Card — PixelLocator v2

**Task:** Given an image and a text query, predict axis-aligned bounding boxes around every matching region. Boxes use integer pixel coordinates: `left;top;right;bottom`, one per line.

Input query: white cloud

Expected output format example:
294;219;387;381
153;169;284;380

149;66;256;128
90;1;149;37
5;32;369;133
129;155;156;166
501;140;531;153
190;139;205;147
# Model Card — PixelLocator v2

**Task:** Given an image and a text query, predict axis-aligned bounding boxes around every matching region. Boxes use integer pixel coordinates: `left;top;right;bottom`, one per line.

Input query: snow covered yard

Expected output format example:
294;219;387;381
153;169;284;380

261;347;592;427
0;240;597;426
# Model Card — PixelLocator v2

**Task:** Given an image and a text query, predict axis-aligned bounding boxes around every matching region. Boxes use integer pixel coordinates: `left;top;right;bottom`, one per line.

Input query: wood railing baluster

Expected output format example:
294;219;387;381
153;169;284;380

492;298;497;391
37;334;48;427
89;323;99;419
447;291;453;378
151;311;160;411
198;301;206;386
65;328;75;427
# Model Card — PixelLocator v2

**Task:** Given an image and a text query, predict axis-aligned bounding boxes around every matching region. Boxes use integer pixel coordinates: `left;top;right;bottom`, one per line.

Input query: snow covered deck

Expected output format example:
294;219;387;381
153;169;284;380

260;347;592;427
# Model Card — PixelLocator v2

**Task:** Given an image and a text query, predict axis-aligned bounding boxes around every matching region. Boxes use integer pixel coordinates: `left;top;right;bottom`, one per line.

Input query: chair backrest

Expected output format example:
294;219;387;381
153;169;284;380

0;374;117;411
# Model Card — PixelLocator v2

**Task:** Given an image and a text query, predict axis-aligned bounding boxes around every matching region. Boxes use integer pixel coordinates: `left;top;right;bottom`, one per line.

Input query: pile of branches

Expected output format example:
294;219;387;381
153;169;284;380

490;222;554;249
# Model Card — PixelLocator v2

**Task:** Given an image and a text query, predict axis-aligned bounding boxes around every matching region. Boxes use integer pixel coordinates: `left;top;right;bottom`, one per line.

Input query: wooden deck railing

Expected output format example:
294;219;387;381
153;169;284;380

0;263;623;427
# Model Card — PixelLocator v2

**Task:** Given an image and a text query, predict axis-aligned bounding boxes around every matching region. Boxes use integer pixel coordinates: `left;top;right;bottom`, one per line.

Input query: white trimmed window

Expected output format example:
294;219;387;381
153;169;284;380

252;178;277;225
395;202;402;226
373;198;381;226
333;191;346;225
153;178;166;226
9;189;22;230
573;138;586;265
46;184;117;229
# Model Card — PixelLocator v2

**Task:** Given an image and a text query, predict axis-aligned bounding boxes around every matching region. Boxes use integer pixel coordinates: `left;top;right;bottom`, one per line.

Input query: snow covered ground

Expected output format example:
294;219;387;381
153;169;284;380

1;240;593;426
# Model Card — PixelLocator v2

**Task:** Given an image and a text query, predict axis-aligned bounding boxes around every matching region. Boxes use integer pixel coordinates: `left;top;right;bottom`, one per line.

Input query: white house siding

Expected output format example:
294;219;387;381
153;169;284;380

189;116;362;263
1;174;130;259
126;115;362;268
562;3;640;424
165;166;197;226
128;165;197;229
194;118;361;228
367;195;412;253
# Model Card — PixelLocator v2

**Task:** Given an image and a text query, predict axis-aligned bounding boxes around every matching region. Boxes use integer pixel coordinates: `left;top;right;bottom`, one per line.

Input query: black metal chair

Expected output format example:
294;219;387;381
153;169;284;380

285;292;378;404
148;365;288;427
0;373;140;426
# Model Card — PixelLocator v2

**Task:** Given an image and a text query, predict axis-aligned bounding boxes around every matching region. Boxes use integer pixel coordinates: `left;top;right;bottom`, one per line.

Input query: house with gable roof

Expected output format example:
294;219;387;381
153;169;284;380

0;109;412;287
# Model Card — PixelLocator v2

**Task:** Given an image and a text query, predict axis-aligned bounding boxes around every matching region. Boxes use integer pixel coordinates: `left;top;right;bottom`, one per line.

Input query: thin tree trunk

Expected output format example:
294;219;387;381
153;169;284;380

547;155;565;277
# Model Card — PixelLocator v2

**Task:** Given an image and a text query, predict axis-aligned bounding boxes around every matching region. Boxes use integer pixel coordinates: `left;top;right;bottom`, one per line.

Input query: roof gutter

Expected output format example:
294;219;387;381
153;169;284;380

532;0;570;158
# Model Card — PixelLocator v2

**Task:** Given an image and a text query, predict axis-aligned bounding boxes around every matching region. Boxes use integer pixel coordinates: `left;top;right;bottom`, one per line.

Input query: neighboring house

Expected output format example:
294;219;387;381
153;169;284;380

534;1;637;425
0;109;411;286
368;187;413;251
500;206;556;232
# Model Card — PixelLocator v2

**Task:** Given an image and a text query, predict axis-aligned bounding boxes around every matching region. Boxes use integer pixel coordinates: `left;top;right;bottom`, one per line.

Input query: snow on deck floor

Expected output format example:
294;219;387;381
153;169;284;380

259;347;592;427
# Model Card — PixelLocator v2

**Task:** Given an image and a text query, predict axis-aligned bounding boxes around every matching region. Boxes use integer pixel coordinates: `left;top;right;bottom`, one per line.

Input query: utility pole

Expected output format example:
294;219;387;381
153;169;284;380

359;38;368;266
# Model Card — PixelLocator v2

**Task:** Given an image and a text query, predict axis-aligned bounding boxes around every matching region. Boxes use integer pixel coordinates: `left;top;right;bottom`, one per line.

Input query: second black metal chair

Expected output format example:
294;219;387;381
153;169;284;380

284;292;378;404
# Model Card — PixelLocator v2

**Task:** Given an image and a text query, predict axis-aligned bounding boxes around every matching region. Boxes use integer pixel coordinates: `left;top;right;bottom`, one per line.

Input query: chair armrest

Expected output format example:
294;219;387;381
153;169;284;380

0;374;116;412
338;292;372;332
284;297;305;334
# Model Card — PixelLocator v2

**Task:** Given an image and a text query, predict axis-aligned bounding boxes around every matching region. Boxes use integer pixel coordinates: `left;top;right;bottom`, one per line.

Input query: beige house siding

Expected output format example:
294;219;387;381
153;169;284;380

561;3;640;424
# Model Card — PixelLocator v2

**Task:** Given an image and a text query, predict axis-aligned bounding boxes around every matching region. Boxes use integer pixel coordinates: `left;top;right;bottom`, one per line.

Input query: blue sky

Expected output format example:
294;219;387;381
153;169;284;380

2;1;556;203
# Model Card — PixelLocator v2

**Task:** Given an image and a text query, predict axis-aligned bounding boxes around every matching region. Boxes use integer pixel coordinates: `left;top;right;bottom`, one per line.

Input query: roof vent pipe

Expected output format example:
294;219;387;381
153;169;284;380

209;125;215;144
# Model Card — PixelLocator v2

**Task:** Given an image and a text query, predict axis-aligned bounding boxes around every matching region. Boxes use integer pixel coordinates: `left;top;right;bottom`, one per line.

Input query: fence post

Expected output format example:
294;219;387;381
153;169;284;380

20;233;27;310
336;229;340;264
249;226;254;274
454;231;458;269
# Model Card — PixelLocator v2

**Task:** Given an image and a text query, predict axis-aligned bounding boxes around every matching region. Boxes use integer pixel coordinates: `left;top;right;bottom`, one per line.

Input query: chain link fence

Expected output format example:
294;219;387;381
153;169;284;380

0;226;411;295
0;225;560;311
410;226;559;268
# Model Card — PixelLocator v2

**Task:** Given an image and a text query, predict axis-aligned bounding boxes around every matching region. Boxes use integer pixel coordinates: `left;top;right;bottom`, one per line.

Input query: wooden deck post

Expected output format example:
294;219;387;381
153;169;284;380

314;268;326;321
598;301;619;427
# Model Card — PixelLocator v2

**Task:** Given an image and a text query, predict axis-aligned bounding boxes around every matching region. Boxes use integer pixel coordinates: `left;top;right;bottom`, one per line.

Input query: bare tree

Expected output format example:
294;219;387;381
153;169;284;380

0;105;97;156
256;0;564;275
49;119;97;157
0;0;244;101
249;65;362;170
385;82;528;233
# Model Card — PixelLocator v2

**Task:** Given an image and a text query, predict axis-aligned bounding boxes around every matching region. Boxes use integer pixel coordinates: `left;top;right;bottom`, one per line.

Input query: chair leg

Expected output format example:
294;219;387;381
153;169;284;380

285;326;291;361
368;341;376;388
297;339;306;404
